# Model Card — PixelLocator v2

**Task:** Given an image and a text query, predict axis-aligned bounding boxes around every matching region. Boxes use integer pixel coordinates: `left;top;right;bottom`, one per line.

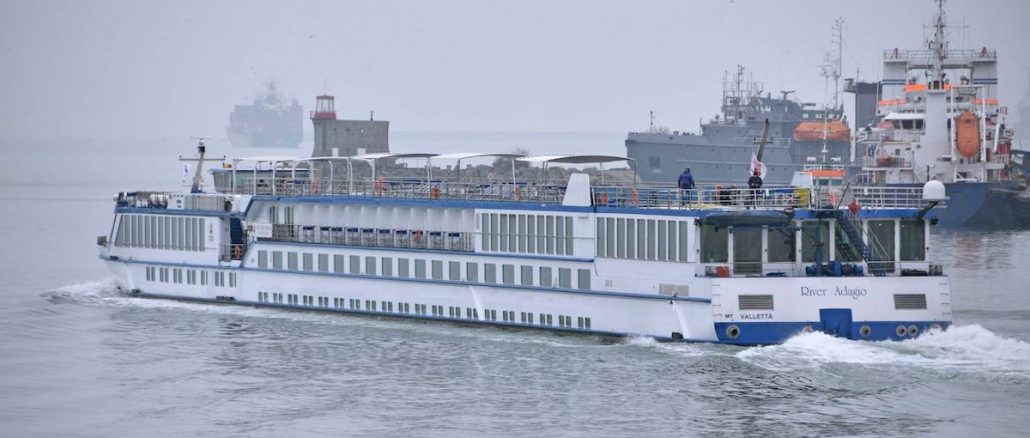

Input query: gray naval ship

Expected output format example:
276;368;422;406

627;65;854;186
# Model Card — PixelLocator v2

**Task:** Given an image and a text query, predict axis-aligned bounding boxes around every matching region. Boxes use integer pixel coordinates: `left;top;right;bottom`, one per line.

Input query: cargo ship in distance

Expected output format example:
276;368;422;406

227;80;303;148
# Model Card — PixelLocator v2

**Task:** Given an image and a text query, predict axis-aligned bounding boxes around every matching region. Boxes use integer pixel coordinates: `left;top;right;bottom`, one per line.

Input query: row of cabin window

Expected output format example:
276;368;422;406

480;213;575;256
596;217;691;262
268;206;295;224
255;293;592;329
115;214;205;252
255;249;592;290
697;219;926;264
144;266;235;287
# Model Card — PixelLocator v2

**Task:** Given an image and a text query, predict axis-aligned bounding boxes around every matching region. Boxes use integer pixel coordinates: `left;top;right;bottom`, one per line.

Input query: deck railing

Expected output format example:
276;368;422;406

221;176;932;210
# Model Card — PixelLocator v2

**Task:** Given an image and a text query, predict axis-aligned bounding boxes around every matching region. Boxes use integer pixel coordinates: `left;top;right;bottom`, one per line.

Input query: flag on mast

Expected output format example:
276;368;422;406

750;154;767;178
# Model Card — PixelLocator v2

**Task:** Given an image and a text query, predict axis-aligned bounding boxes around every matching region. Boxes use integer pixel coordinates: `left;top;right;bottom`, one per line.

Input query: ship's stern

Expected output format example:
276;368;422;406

710;275;951;345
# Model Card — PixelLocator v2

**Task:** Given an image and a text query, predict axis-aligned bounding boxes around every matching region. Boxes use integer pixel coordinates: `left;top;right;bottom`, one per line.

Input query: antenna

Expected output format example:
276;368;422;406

179;137;225;194
649;110;655;132
819;18;845;111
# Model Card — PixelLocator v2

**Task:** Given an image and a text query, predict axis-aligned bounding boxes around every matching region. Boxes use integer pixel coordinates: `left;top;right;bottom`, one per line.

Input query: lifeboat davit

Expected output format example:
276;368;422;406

793;119;850;142
955;111;980;159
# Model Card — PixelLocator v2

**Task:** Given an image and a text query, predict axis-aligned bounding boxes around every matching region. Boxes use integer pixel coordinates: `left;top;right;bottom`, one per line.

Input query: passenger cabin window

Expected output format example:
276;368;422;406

414;259;426;278
484;263;497;283
502;264;515;285
577;269;591;290
398;258;410;277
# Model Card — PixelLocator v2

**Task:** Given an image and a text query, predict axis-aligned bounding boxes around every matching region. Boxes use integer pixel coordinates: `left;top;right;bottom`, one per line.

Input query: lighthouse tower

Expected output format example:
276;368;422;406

310;94;389;158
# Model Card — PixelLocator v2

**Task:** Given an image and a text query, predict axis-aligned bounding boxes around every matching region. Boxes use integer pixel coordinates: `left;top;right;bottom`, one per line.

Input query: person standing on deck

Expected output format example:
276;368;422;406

747;168;763;189
747;168;763;208
677;167;695;190
678;167;696;205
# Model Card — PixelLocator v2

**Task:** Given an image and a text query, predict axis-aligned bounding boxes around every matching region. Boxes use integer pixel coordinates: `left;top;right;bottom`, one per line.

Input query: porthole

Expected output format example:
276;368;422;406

896;325;908;337
726;325;740;339
907;325;919;337
859;325;872;337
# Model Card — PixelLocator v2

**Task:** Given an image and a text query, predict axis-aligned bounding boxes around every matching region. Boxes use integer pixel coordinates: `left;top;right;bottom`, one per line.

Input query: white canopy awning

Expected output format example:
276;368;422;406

352;152;438;161
516;154;634;164
433;152;525;160
235;155;300;162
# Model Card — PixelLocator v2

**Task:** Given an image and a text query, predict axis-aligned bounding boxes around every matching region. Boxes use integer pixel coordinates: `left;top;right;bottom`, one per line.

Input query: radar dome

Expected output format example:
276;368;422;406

923;180;947;202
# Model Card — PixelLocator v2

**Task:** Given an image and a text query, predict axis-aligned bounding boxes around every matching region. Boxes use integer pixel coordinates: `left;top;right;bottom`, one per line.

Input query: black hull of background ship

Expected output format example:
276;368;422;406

227;80;303;149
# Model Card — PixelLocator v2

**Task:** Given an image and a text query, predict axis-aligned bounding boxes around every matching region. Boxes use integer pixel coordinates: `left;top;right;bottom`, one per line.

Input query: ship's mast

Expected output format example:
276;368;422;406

819;18;844;112
930;0;948;83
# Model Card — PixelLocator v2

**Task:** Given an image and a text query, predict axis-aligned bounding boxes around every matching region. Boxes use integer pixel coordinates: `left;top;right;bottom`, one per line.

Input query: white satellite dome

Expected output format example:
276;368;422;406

922;180;947;202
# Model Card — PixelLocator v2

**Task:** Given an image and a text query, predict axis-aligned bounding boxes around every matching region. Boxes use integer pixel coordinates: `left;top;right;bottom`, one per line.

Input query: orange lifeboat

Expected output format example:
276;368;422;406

793;119;850;142
955;111;980;159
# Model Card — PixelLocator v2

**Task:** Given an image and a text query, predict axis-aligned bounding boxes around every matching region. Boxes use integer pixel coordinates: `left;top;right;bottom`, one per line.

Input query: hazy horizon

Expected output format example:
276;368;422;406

3;0;1029;140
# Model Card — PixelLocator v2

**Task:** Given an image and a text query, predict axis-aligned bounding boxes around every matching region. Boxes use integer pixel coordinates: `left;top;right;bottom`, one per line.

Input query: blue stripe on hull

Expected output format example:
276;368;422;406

714;321;951;345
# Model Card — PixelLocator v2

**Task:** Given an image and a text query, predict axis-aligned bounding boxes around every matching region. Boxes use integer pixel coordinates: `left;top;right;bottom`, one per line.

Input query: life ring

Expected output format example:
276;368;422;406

630;188;639;206
310;180;319;195
412;230;423;245
514;186;521;201
232;245;242;259
598;192;609;206
430;187;441;199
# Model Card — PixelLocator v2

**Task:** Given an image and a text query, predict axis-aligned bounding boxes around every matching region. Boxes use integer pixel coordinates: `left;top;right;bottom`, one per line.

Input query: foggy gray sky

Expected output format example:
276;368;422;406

2;0;1029;139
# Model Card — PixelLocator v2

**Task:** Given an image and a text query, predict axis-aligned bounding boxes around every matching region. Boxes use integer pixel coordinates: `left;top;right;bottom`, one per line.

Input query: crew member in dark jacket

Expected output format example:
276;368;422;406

747;169;763;208
748;169;763;189
677;167;695;190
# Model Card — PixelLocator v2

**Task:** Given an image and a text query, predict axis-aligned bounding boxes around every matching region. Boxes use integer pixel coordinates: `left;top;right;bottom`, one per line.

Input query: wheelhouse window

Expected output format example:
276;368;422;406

833;221;863;262
868;219;897;272
801;221;830;263
899;219;926;261
767;225;796;263
700;223;728;263
732;227;762;275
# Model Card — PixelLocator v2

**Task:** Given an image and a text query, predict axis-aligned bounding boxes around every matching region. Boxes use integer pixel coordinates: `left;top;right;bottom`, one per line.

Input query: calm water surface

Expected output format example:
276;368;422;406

2;135;1029;437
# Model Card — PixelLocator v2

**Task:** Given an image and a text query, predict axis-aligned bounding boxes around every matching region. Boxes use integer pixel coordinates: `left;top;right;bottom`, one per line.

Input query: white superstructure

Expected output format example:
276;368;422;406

98;149;951;344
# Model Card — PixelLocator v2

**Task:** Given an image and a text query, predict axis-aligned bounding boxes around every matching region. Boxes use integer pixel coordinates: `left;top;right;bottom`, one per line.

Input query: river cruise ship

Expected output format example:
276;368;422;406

97;145;951;345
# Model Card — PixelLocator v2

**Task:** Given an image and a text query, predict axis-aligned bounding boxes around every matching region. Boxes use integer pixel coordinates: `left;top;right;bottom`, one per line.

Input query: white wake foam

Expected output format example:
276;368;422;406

736;325;1030;379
